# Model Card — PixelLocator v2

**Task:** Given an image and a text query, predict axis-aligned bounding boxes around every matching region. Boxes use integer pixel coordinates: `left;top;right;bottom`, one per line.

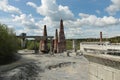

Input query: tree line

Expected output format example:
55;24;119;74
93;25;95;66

0;23;20;64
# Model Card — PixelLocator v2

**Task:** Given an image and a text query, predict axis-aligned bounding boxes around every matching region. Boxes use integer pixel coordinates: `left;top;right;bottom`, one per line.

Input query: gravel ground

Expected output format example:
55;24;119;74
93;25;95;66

0;50;89;80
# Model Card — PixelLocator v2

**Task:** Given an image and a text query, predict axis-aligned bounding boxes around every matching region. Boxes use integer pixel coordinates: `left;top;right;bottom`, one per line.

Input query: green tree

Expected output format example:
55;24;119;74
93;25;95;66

0;23;19;64
27;40;39;50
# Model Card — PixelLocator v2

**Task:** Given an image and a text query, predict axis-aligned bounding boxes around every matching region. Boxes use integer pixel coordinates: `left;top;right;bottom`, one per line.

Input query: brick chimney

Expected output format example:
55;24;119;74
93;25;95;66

53;29;58;53
100;31;102;42
57;19;66;53
39;25;49;53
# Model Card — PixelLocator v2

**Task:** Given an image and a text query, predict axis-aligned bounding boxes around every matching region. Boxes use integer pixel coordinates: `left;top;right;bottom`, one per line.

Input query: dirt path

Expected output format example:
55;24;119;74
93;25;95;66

0;50;89;80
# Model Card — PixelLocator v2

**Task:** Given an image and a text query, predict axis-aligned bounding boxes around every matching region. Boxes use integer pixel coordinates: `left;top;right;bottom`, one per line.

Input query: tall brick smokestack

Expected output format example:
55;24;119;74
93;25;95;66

39;25;49;53
57;19;66;53
55;29;58;40
53;29;58;53
59;19;65;42
100;31;102;42
43;25;47;40
60;19;64;31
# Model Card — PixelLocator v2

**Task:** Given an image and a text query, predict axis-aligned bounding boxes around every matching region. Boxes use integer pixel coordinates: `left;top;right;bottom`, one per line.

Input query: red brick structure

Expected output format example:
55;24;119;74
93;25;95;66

39;19;66;53
53;29;58;53
39;25;49;53
57;19;66;53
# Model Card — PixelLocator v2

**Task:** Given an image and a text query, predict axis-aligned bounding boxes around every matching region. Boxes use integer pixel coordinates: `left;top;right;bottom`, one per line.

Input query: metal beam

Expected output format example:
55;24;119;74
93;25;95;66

16;36;53;39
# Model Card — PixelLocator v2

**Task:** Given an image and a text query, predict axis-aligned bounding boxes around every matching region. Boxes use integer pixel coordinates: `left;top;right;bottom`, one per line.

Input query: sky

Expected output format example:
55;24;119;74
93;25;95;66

0;0;120;39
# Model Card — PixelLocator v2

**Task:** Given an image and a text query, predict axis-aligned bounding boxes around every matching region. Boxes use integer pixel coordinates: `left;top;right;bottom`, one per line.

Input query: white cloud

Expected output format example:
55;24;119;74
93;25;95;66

1;0;118;38
26;2;37;8
0;0;21;14
27;0;74;21
63;13;120;38
96;10;100;14
12;14;40;29
79;13;90;18
15;0;20;1
25;0;120;38
106;0;120;15
0;0;120;38
78;13;120;27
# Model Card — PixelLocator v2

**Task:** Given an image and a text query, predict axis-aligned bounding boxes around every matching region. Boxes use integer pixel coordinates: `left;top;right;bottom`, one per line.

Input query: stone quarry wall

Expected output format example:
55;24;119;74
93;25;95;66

84;53;120;80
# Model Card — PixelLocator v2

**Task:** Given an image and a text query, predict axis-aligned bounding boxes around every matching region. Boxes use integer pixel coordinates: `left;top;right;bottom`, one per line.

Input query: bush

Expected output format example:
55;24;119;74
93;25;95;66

0;23;19;64
27;40;39;50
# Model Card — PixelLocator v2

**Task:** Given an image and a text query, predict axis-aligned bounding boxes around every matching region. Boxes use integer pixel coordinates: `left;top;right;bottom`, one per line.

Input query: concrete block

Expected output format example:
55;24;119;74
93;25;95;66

89;74;98;80
114;70;120;80
89;62;98;76
97;66;105;80
104;69;113;80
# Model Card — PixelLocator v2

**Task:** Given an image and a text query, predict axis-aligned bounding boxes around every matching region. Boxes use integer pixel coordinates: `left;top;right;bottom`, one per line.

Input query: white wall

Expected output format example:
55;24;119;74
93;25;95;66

84;54;120;80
